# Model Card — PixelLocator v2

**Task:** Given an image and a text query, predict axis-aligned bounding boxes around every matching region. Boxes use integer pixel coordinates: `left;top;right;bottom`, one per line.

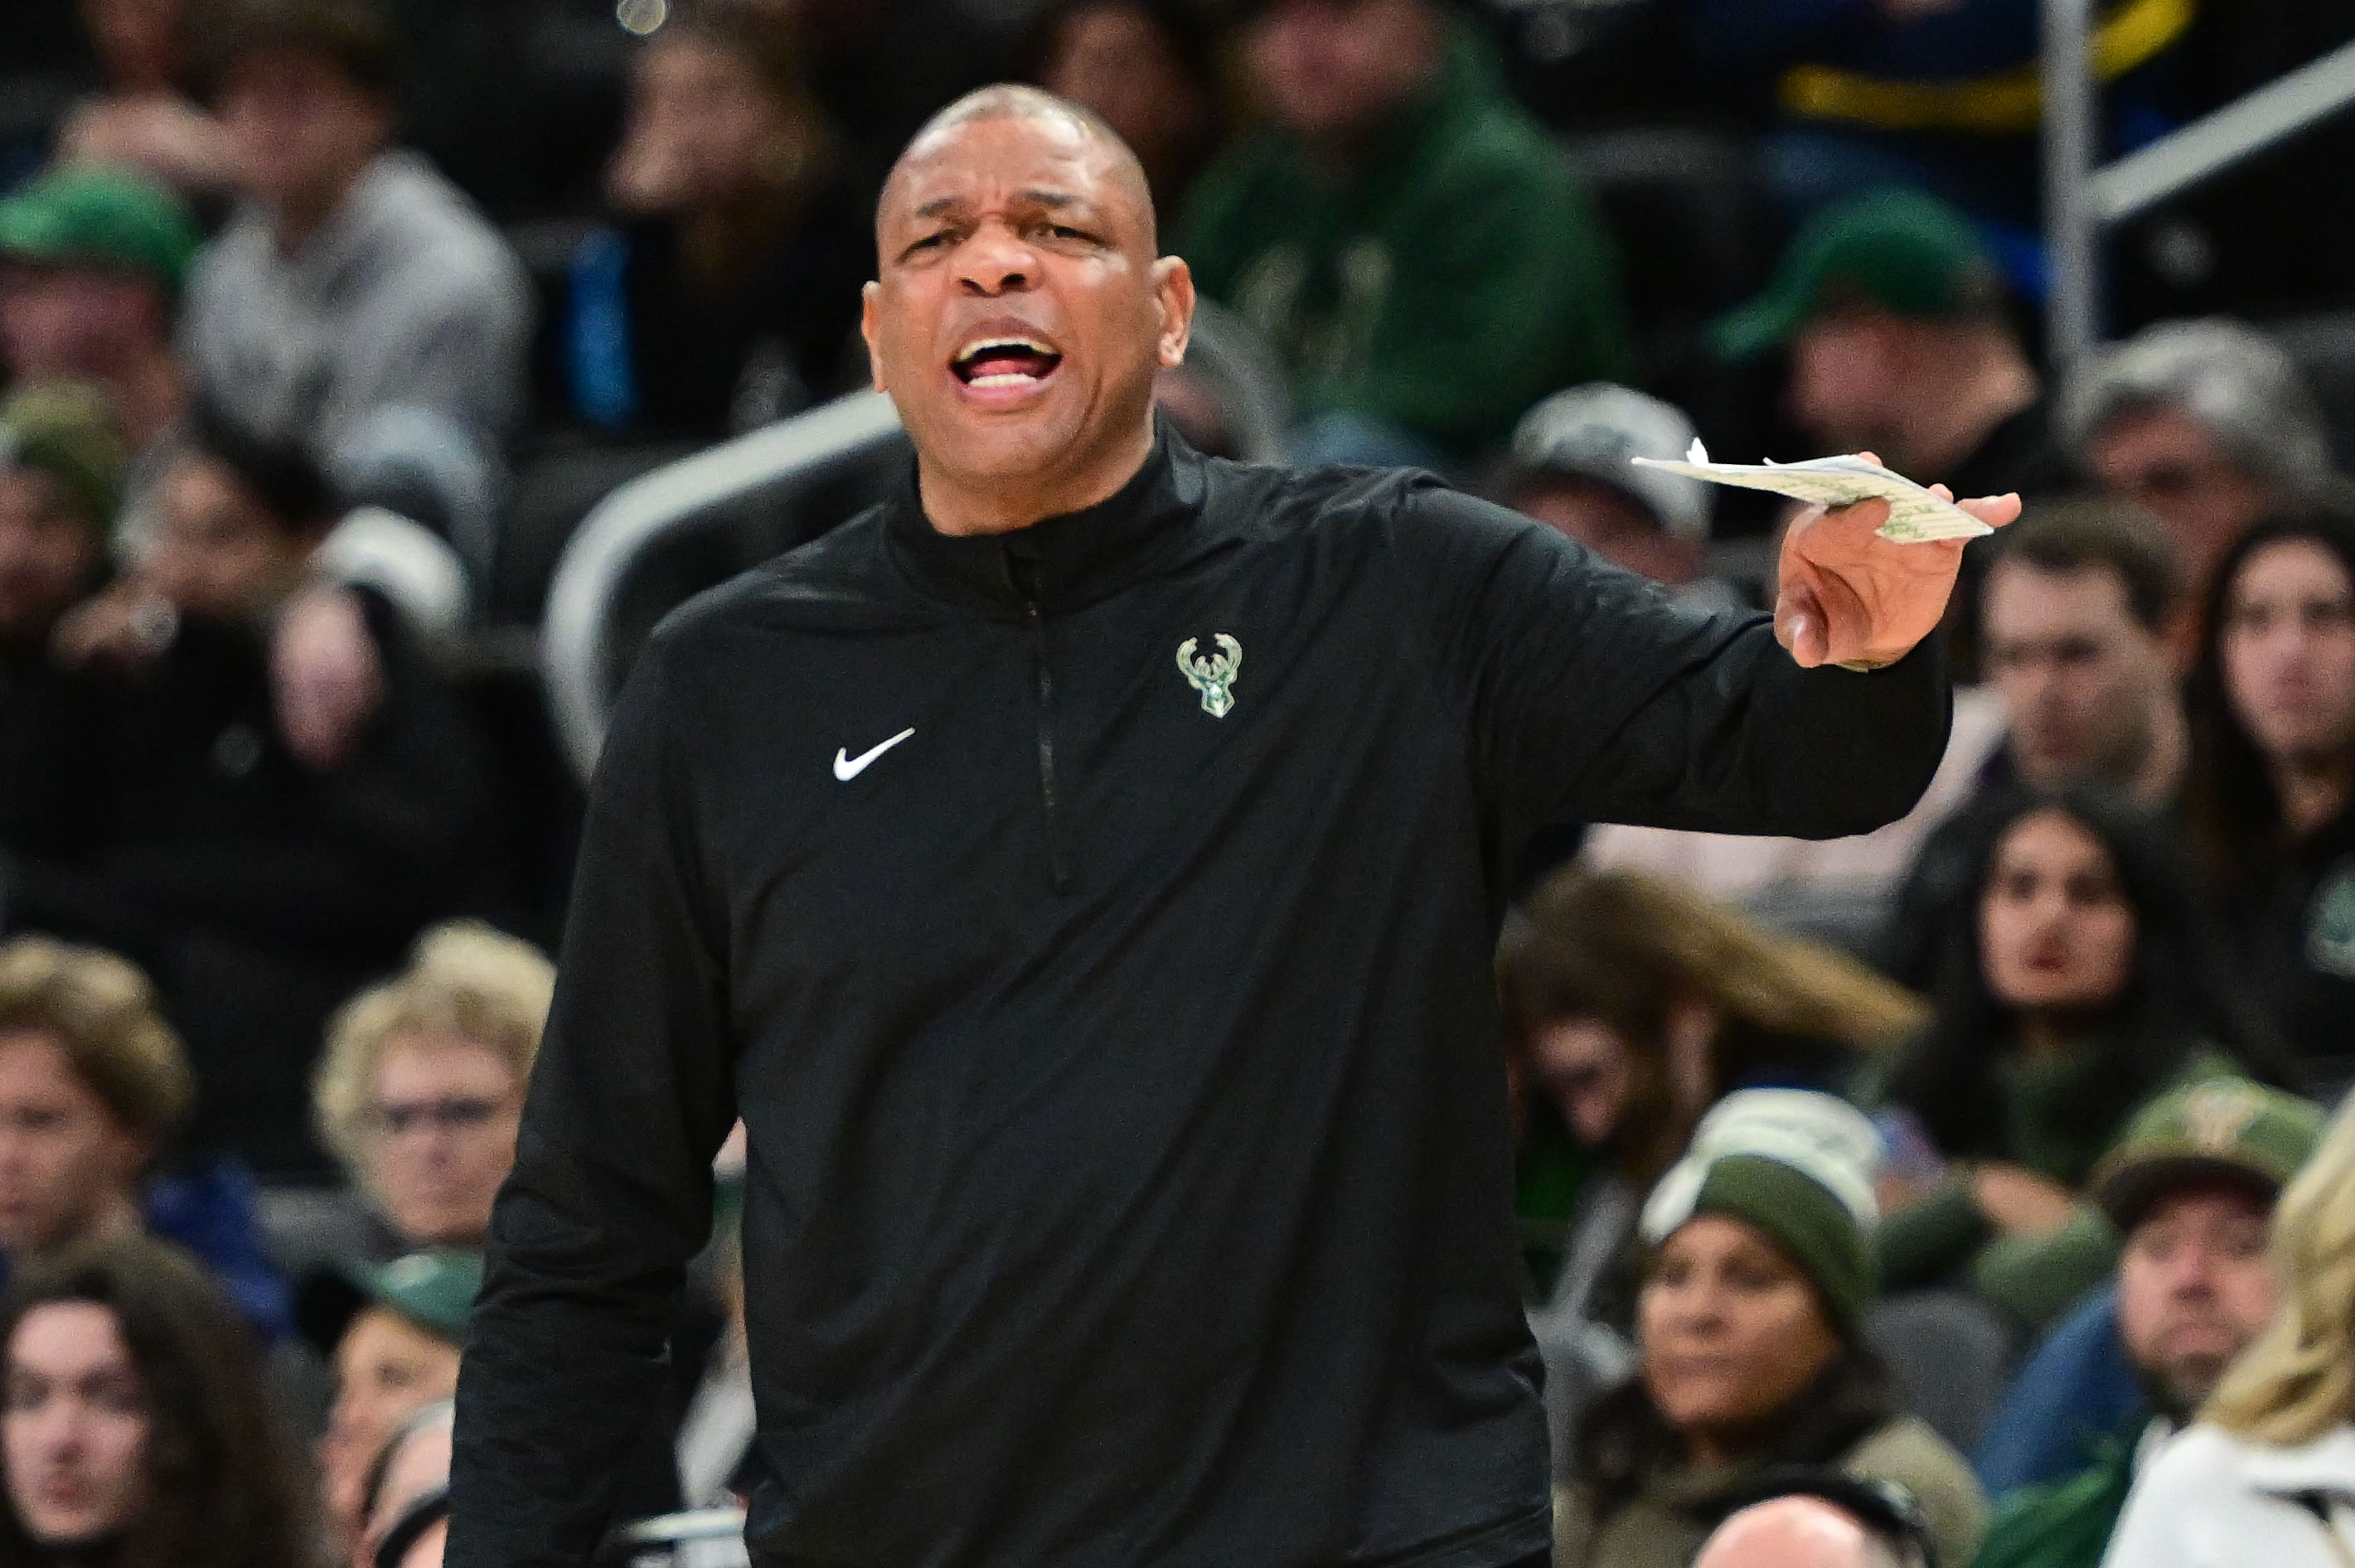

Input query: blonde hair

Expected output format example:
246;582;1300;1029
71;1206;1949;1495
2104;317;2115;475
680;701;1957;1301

313;922;555;1180
0;936;191;1141
2203;1091;2355;1445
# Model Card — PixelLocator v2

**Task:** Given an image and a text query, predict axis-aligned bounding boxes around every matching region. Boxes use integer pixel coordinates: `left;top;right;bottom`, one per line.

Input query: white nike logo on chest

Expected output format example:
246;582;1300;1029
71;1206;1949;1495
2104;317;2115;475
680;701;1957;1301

834;728;915;781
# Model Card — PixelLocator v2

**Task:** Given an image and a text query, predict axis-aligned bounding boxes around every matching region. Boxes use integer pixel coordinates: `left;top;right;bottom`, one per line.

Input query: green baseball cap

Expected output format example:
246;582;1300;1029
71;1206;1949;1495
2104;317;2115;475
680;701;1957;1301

0;166;201;298
296;1249;483;1353
1713;187;2004;361
0;383;128;533
2091;1077;2324;1232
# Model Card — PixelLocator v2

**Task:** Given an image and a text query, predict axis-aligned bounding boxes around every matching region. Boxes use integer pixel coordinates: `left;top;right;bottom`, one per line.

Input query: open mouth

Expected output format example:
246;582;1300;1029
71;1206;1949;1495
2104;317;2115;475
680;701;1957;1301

952;336;1063;389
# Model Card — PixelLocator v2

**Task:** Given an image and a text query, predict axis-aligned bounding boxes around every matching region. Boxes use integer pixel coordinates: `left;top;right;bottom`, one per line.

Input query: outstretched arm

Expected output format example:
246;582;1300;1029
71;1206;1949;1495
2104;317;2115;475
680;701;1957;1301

448;641;737;1568
1397;473;2007;840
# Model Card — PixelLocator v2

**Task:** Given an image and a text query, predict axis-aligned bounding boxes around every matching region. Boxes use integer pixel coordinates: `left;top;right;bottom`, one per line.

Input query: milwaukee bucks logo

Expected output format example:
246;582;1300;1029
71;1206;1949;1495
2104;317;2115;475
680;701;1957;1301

1176;634;1242;718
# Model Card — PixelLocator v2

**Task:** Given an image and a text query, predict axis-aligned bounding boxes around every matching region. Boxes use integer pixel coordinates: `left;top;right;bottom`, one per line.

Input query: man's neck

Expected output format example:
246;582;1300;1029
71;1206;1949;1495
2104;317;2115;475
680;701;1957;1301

270;156;373;254
1894;332;2038;479
916;417;1156;538
2274;751;2354;837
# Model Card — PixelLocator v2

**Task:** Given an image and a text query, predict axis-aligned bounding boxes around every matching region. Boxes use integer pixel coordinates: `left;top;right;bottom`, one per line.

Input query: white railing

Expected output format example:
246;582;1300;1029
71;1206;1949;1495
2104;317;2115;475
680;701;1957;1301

2044;2;2355;362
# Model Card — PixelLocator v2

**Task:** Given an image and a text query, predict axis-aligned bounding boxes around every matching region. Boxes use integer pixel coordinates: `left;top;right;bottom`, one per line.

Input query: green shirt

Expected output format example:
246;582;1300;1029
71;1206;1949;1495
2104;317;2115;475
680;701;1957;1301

1175;26;1633;459
1970;1433;2141;1568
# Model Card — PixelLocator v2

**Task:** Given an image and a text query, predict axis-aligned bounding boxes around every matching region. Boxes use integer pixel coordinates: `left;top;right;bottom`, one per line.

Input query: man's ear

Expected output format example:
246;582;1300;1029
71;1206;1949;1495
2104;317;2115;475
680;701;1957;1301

860;281;888;393
1152;257;1196;370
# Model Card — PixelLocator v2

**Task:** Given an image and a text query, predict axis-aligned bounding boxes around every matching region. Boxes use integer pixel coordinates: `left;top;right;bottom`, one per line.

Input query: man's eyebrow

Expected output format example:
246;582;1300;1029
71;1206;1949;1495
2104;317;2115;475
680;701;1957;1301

1015;189;1083;211
912;195;968;221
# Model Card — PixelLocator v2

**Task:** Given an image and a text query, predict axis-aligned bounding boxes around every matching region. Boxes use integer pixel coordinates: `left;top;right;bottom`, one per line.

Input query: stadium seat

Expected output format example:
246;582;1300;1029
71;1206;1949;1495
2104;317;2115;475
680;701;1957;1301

1867;1289;2018;1455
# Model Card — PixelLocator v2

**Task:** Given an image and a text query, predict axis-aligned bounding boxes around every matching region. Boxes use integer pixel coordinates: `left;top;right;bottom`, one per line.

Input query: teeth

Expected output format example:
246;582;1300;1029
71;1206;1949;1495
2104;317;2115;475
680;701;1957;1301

968;371;1041;388
956;336;1057;363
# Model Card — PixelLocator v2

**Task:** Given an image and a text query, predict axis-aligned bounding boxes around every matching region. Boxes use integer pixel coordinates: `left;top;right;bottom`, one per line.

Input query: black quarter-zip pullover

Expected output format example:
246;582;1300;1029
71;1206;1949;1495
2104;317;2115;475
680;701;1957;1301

451;427;1950;1568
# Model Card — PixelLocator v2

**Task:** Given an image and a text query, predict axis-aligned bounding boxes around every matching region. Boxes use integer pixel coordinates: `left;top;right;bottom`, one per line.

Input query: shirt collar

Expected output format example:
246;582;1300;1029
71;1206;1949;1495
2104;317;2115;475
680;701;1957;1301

884;417;1208;613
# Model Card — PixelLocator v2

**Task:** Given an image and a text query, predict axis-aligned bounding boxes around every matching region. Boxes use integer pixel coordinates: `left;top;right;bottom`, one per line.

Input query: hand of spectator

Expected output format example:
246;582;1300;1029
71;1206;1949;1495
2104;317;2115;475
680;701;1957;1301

274;587;385;772
51;583;177;672
1970;1163;2080;1236
1774;452;2019;670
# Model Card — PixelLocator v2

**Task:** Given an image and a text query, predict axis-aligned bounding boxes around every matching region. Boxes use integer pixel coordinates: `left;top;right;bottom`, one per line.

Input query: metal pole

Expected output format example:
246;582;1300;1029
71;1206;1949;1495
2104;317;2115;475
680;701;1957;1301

2042;0;2100;365
2091;35;2355;223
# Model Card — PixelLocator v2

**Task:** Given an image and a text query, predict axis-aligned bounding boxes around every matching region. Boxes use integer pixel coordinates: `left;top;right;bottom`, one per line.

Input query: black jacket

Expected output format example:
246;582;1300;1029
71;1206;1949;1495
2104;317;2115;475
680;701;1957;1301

450;429;1950;1568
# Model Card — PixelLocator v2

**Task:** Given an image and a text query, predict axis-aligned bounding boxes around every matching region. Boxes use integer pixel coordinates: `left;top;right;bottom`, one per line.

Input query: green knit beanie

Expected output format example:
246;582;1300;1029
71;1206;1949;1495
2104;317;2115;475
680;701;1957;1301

1686;1153;1877;1334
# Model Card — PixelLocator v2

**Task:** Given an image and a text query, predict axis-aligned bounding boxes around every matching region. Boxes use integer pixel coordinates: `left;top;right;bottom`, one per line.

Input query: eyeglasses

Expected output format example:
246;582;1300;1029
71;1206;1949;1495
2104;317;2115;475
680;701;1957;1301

366;1096;509;1138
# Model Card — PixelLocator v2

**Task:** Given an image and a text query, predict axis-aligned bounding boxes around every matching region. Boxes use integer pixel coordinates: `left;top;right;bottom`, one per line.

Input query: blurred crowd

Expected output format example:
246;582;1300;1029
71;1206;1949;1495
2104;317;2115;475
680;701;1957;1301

6;0;2355;1565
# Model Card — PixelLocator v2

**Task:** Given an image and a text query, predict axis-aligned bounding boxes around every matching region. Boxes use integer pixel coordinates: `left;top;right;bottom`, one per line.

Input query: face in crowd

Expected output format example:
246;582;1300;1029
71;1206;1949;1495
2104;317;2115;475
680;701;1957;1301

1982;557;2174;792
2086;408;2273;598
211;43;390;228
319;1307;459;1554
1245;0;1439;150
148;451;324;625
0;1031;147;1261
1639;1215;1843;1464
363;1028;527;1248
2218;537;2355;777
1035;0;1212;200
0;467;102;650
2;1299;148;1548
862;95;1190;517
1977;808;2138;1019
1514;478;1702;589
2117;1181;2278;1421
610;26;812;217
1524;1002;1717;1158
0;263;167;387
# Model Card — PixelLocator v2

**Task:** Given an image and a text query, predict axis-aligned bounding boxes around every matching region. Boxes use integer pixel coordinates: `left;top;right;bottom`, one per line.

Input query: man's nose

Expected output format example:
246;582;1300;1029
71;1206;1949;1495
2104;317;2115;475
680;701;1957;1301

956;225;1039;296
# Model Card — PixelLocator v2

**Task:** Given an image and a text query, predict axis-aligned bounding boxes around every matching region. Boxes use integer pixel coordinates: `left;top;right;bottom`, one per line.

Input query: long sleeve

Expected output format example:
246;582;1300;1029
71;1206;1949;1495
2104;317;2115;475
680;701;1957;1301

1396;484;1952;840
448;639;737;1568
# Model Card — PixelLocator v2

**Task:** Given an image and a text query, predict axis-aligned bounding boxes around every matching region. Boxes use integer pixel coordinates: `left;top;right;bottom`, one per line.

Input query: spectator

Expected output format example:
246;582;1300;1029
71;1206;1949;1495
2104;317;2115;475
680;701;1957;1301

1500;869;1924;1470
0;167;199;458
2185;509;2355;1070
360;1400;452;1568
1971;1077;2323;1568
0;936;287;1335
314;922;553;1251
2061;321;2338;602
0;1232;312;1568
304;1249;475;1563
1873;790;2281;1333
1715;189;2064;509
1878;500;2191;986
1025;0;1222;218
2101;1091;2355;1568
1177;0;1631;467
55;0;235;200
567;0;870;442
0;385;122;861
1555;1090;1988;1568
183;0;531;592
1490;385;1719;597
1978;500;2190;807
27;413;496;1176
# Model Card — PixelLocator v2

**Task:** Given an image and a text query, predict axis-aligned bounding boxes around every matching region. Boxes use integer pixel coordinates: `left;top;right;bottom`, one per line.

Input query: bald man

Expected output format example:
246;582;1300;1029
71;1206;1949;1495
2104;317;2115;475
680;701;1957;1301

449;88;2014;1568
1696;1497;1921;1568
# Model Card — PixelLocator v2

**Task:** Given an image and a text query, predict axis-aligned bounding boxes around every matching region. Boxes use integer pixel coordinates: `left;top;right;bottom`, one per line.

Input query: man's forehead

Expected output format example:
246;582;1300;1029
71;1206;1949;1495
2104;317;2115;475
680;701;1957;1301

879;111;1149;236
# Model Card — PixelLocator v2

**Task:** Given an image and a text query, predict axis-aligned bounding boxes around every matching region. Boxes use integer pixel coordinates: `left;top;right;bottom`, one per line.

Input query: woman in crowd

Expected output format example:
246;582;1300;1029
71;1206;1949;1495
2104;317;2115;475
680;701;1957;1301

1555;1089;1987;1568
0;1232;310;1568
2185;506;2355;1070
1025;0;1222;217
566;0;872;440
313;921;555;1251
1500;867;1922;1328
2101;1092;2355;1566
1874;788;2282;1331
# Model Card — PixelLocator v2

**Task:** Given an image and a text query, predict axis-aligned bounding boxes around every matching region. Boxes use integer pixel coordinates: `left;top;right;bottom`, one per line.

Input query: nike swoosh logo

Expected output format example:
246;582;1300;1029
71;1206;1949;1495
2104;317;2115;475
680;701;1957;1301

833;728;915;782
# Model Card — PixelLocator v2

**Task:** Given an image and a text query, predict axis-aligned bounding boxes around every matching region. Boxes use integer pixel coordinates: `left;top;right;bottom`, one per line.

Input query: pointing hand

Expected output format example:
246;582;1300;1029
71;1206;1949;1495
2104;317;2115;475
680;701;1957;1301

1774;452;2020;670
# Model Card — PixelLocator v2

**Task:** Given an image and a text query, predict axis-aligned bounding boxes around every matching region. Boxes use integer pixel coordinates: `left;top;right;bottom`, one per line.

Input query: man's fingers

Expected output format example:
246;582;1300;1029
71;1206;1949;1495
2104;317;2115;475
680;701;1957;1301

1822;495;1892;531
1960;491;2022;528
1776;580;1828;667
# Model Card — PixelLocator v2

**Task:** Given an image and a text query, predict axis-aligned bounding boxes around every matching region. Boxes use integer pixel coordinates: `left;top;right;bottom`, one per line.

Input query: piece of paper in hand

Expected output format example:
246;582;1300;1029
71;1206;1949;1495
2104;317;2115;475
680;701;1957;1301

1631;440;1995;544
